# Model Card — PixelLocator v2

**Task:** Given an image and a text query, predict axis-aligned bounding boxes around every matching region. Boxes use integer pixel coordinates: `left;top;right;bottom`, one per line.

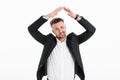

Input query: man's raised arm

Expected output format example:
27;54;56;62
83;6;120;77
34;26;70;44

64;7;96;44
28;7;63;45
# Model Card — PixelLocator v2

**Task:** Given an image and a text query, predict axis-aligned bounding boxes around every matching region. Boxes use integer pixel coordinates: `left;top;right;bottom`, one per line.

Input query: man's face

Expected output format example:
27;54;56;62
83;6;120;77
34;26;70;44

51;21;66;40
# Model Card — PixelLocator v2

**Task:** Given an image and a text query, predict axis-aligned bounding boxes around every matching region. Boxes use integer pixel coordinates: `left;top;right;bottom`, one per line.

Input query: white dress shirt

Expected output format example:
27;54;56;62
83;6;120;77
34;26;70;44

47;38;75;80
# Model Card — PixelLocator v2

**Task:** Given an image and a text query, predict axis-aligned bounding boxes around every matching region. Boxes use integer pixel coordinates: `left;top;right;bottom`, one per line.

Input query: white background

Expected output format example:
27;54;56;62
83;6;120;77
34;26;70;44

0;0;120;80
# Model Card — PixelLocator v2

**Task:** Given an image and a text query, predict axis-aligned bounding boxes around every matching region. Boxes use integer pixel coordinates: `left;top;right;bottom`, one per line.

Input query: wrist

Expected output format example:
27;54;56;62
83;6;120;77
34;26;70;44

74;14;78;20
43;15;50;19
74;14;82;21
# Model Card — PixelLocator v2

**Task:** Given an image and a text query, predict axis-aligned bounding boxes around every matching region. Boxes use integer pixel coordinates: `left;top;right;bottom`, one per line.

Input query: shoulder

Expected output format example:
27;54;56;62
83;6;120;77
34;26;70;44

67;32;77;38
47;33;55;38
45;33;56;42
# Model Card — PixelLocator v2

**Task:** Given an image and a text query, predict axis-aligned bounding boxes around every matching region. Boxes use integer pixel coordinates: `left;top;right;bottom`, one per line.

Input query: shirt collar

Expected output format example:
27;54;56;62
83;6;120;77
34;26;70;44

56;37;66;44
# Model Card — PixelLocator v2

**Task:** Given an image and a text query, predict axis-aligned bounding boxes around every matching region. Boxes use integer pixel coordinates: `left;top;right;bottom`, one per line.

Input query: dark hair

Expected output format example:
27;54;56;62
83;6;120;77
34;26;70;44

50;17;64;26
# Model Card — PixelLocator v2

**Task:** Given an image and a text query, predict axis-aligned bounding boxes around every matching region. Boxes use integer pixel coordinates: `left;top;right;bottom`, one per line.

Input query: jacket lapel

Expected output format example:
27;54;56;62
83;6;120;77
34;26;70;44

67;33;84;69
39;34;57;67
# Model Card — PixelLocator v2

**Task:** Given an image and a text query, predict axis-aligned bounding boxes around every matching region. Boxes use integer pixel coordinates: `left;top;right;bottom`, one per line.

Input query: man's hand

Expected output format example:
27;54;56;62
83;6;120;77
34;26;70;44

63;7;76;19
64;7;81;21
44;7;63;19
44;6;81;21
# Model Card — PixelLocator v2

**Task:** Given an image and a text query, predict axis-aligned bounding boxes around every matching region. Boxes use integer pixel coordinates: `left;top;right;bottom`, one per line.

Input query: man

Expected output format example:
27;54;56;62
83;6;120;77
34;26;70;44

28;7;96;80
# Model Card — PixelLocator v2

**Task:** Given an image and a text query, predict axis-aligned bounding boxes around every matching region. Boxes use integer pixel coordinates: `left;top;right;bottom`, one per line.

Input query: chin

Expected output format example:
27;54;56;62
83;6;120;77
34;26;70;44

57;36;65;39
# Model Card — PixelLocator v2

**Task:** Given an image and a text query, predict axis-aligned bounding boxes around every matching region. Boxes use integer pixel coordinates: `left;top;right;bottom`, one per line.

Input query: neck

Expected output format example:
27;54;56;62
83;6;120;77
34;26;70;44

57;37;66;43
60;38;65;42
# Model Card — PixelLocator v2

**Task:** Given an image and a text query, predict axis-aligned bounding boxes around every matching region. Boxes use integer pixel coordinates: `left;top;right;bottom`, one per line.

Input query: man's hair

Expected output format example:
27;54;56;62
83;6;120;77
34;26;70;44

50;17;64;26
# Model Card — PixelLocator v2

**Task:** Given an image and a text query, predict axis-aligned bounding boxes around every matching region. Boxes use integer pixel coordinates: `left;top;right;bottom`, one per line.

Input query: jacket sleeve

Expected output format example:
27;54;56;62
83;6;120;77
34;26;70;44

28;16;48;45
77;16;96;44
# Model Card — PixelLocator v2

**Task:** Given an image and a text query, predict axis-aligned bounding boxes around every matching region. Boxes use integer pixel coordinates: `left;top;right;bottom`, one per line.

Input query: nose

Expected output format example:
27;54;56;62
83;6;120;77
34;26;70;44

59;29;62;33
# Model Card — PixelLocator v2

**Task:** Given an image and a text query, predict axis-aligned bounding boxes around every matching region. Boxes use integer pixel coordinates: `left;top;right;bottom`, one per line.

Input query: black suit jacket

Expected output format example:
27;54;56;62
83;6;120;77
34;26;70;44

28;16;96;80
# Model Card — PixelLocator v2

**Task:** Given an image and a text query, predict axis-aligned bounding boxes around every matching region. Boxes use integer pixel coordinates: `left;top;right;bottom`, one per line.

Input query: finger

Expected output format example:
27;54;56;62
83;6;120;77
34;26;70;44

54;6;63;12
63;7;68;12
64;7;70;12
66;7;70;12
50;7;62;17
